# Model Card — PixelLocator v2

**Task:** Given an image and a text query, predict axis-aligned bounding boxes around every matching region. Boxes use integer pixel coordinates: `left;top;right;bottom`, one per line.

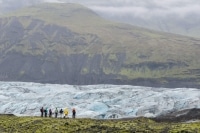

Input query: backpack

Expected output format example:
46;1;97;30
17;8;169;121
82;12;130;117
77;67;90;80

60;109;63;114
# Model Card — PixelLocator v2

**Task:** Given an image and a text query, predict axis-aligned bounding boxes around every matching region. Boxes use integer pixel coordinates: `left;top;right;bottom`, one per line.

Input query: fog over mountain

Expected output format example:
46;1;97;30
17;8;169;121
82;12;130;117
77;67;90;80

1;0;200;17
60;0;200;37
1;0;200;37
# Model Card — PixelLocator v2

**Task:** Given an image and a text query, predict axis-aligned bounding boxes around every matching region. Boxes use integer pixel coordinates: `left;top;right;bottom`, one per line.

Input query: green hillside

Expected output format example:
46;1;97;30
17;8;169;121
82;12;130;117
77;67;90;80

0;115;200;133
0;3;200;87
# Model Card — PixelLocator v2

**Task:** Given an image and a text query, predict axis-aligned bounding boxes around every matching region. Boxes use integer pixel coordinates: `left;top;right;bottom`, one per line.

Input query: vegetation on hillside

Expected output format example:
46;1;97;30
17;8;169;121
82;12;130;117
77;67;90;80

0;115;200;133
1;3;200;87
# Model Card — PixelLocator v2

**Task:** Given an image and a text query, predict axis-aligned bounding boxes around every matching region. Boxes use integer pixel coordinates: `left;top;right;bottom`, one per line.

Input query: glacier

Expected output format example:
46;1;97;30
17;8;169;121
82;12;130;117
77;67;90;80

0;81;200;119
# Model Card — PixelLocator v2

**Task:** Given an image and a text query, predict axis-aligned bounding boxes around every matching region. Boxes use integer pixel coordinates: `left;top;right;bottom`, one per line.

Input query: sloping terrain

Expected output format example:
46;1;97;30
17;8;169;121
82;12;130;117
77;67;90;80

0;115;200;133
0;3;200;87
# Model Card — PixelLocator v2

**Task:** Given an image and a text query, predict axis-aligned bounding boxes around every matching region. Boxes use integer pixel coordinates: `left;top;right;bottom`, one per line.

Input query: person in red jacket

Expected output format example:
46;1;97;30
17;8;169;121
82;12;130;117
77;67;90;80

72;108;76;118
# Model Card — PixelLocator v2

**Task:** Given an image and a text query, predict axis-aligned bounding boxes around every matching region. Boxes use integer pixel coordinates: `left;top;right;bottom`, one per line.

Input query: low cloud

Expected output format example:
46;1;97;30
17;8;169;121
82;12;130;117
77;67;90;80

51;0;200;19
1;0;200;19
86;0;200;19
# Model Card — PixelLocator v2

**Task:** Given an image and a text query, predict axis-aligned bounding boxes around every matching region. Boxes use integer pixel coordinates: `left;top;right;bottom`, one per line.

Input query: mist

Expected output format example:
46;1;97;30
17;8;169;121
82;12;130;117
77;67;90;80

0;0;199;36
1;0;200;18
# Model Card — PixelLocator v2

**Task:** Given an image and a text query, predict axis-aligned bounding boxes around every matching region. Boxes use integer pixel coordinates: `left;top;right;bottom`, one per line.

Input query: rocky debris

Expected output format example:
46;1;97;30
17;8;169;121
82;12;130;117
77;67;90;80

152;108;200;122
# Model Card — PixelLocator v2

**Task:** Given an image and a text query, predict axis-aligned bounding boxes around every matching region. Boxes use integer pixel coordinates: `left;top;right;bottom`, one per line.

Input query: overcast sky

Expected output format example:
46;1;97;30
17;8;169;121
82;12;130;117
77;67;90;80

0;0;200;19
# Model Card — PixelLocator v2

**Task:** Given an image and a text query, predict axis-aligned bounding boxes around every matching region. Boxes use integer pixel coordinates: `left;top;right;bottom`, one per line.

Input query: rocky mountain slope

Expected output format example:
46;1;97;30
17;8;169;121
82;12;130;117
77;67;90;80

0;3;200;87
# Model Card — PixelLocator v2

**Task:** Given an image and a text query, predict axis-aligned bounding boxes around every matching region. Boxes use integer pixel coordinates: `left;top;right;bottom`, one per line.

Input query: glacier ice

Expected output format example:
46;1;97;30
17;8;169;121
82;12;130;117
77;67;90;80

0;82;200;118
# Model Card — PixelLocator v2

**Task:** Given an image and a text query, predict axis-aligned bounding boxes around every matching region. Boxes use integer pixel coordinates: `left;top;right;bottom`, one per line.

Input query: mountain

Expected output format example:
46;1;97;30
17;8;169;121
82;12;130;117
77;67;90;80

0;3;200;88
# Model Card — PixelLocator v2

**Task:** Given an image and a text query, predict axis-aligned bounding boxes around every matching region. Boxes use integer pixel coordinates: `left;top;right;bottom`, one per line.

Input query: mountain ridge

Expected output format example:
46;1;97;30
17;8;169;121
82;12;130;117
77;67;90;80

0;3;200;88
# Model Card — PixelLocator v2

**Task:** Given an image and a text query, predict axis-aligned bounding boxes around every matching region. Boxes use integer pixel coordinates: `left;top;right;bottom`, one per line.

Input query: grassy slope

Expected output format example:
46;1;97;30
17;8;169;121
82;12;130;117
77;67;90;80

0;115;199;133
1;3;200;85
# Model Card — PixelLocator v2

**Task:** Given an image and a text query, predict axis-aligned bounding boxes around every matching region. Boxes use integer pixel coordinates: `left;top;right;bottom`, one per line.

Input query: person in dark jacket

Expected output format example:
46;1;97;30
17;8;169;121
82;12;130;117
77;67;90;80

49;109;52;117
44;108;48;117
40;107;44;117
72;108;76;118
60;108;63;118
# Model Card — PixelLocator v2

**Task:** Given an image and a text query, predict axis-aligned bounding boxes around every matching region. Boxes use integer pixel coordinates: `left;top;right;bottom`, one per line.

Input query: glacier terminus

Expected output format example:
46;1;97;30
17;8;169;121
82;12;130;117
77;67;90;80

0;82;200;119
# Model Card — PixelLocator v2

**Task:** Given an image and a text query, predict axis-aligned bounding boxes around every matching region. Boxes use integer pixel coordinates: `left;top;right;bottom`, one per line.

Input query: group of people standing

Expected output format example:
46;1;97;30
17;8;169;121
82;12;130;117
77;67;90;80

40;107;76;118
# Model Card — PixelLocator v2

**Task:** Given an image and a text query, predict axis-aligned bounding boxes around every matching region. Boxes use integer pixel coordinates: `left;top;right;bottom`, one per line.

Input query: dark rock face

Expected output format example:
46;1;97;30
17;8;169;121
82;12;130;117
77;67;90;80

0;17;103;84
0;52;122;84
0;17;126;85
0;17;24;45
0;51;200;88
123;61;188;71
152;108;200;122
